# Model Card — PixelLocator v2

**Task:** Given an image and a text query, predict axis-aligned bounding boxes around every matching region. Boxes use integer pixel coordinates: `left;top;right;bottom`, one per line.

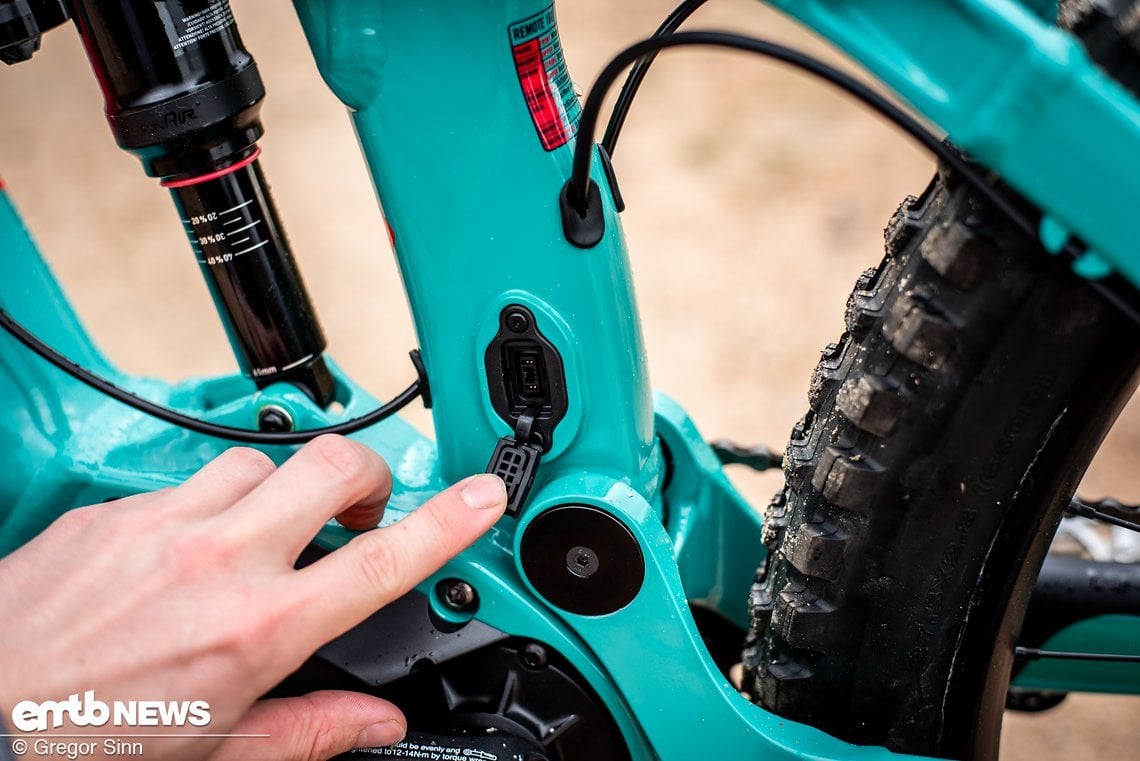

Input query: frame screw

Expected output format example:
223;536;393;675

520;642;549;670
506;309;529;333
257;405;294;432
566;545;600;579
439;579;478;612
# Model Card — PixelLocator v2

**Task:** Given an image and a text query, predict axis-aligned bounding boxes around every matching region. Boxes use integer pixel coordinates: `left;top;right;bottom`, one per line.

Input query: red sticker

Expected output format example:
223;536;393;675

509;6;581;151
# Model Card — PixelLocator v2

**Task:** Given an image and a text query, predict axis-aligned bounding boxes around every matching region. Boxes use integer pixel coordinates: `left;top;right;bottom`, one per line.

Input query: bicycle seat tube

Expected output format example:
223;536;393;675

291;0;663;498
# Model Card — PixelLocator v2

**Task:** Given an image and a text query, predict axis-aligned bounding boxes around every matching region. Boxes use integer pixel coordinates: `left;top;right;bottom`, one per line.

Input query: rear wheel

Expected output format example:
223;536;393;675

739;162;1140;757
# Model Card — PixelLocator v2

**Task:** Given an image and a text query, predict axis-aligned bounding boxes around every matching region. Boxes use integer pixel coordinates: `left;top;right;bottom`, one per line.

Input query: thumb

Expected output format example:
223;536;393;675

211;691;407;761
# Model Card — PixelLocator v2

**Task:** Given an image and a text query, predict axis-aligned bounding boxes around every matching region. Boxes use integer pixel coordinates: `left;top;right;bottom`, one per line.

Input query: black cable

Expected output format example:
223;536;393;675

1015;646;1140;664
0;307;421;444
1067;497;1140;533
569;31;1036;240
569;30;1140;330
600;0;710;156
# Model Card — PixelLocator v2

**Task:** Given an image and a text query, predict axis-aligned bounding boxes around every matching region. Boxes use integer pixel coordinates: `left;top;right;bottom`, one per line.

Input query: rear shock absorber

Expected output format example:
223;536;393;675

0;0;69;64
67;0;335;408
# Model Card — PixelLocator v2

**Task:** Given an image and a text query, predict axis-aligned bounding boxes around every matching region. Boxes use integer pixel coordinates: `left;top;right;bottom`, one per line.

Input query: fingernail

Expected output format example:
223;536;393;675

460;474;507;510
355;720;406;748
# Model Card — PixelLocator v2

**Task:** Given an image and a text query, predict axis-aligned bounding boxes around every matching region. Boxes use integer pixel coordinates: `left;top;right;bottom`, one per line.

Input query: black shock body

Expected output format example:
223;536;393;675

168;159;333;399
0;0;69;64
67;0;335;407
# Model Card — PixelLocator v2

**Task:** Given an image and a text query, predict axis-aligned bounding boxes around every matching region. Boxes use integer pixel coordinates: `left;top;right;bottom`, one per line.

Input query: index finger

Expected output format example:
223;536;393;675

290;473;506;645
223;435;392;561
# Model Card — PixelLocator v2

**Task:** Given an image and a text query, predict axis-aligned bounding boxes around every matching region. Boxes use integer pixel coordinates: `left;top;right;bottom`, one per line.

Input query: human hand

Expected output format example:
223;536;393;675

0;435;507;761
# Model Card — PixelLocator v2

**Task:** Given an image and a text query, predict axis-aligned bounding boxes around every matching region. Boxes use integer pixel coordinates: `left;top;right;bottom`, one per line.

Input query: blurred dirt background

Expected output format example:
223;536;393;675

0;0;1136;757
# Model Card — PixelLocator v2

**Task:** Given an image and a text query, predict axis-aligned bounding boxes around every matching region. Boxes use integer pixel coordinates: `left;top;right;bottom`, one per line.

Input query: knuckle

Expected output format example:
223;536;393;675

113;492;170;527
219;446;276;477
311;435;374;487
264;696;330;761
351;532;402;596
53;503;101;531
419;503;459;545
304;718;342;761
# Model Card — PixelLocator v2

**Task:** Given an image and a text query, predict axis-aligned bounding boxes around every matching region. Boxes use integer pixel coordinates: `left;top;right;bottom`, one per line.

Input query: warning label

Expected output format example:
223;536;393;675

509;5;581;151
171;1;236;52
351;740;504;759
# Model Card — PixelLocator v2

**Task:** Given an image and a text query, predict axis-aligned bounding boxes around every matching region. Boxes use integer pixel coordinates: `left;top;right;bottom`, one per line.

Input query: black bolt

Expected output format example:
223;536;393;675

439;579;477;611
257;406;294;432
520;642;549;670
506;309;529;333
566;545;600;579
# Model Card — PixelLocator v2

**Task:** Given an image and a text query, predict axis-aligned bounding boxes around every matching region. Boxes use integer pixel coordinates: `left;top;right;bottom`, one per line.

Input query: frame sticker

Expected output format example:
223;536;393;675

508;5;581;151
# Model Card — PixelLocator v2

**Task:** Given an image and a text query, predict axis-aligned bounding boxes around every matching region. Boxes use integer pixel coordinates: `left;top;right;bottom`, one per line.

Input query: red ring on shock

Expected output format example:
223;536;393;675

160;147;262;188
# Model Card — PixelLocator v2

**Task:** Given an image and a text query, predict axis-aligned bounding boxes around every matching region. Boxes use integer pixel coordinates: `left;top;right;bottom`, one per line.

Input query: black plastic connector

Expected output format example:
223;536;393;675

487;432;542;518
483;306;569;517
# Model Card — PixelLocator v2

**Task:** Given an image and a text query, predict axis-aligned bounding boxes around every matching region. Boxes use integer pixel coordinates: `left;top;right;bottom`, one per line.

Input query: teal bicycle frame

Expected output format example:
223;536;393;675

1;0;1138;758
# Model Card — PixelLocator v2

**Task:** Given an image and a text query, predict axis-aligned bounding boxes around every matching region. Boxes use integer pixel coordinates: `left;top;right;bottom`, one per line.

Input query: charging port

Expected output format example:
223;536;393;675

513;349;546;399
485;306;568;452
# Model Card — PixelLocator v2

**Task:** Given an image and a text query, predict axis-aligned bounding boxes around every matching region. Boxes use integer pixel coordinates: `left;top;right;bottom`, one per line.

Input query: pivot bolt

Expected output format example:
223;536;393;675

520;642;549;670
439;579;478;612
506;309;530;333
566;545;599;579
257;405;294;432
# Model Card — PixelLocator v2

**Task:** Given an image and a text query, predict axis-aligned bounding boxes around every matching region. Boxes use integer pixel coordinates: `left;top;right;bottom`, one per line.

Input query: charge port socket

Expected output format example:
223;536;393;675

484;305;567;452
513;350;546;399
